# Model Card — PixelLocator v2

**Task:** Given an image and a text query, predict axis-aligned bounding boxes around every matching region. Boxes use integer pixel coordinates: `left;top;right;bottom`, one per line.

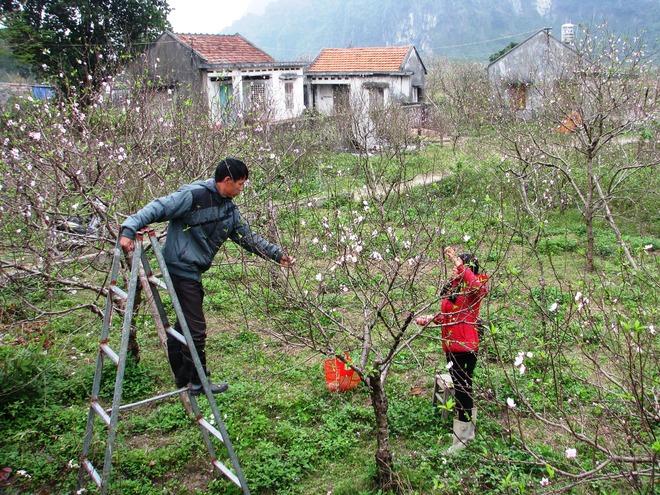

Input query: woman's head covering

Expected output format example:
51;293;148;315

459;253;480;274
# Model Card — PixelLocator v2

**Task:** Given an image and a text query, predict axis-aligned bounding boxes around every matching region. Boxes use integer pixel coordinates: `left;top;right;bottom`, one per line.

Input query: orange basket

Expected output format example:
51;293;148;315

324;356;361;392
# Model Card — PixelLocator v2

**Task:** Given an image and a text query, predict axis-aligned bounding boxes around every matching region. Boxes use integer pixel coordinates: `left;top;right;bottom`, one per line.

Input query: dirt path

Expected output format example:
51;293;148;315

350;169;450;200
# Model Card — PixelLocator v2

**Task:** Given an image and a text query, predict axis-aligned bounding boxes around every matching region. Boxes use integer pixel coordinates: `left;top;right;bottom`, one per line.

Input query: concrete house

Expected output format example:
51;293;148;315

305;45;427;115
142;31;306;122
487;27;578;118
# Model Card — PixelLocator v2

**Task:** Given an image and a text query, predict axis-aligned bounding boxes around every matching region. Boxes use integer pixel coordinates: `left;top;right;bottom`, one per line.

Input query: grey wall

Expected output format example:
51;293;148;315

403;49;426;99
137;32;208;102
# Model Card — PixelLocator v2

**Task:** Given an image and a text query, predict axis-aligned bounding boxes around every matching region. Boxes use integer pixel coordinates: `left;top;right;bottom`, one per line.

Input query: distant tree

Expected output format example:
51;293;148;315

0;0;170;101
426;58;490;149
0;38;33;80
489;41;518;63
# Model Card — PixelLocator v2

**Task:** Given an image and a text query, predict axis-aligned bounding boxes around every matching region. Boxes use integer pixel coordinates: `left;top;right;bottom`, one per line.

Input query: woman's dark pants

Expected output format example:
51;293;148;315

446;351;477;422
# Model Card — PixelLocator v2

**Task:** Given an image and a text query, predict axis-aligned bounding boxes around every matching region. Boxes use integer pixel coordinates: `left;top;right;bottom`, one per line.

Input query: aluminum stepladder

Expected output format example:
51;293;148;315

78;229;250;494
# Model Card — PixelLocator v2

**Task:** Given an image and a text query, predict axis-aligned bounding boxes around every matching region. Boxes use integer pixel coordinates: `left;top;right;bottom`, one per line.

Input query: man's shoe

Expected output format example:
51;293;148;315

189;382;229;396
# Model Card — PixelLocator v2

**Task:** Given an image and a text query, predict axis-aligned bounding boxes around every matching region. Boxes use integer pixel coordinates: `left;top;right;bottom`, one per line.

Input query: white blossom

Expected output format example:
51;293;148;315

311;237;319;245
574;291;583;302
540;477;550;486
548;302;558;312
514;352;524;367
29;131;41;141
463;234;471;242
315;273;323;282
445;361;454;370
506;397;516;408
371;251;383;261
565;447;577;459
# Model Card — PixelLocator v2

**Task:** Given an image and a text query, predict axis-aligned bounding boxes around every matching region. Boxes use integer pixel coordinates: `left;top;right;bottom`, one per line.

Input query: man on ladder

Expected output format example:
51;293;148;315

120;157;294;395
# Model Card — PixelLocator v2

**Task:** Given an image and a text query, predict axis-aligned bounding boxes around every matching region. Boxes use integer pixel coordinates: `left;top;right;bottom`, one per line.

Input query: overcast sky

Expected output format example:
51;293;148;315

168;0;273;34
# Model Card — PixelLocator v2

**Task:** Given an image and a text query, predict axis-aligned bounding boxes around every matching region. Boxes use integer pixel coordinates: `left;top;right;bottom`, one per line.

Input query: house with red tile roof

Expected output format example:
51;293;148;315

305;45;426;115
142;31;305;122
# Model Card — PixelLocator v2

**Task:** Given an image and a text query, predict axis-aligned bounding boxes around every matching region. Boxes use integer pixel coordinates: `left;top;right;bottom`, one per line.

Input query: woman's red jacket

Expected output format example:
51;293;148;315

433;264;489;353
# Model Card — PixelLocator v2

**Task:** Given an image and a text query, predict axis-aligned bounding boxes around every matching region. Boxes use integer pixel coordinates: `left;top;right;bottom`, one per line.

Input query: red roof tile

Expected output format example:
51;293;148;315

174;33;274;64
308;46;412;73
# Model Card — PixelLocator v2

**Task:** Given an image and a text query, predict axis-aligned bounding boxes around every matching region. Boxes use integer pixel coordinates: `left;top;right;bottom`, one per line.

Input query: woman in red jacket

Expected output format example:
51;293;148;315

416;246;489;454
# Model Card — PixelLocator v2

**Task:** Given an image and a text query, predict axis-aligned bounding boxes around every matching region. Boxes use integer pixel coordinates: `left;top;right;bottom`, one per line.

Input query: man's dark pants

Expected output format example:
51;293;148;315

167;274;208;387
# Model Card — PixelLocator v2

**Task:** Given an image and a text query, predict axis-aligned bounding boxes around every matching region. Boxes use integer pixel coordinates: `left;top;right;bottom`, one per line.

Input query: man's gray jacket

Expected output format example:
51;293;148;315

121;179;282;280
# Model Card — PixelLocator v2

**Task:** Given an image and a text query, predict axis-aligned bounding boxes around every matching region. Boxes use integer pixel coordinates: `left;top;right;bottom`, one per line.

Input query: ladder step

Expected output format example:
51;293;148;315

91;400;111;426
82;459;102;488
199;417;225;443
212;459;241;488
106;387;189;414
110;284;128;300
100;343;119;365
165;325;186;344
148;275;167;290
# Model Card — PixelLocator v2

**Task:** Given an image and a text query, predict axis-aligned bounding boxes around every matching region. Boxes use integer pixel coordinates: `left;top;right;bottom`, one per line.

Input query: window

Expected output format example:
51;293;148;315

412;85;423;103
507;83;527;110
333;85;350;114
369;87;384;108
285;82;294;110
250;80;266;106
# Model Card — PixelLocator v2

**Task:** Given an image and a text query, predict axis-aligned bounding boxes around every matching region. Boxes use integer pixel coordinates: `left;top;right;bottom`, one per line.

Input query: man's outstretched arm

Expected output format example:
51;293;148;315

230;210;293;266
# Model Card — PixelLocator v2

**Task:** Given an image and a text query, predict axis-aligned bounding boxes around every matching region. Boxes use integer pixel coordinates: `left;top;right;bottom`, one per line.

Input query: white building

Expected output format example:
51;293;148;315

305;45;427;115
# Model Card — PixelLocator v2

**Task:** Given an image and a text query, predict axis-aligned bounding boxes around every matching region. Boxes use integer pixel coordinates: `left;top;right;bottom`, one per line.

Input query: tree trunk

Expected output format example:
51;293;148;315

593;176;638;270
367;375;398;492
585;207;595;273
585;158;595;272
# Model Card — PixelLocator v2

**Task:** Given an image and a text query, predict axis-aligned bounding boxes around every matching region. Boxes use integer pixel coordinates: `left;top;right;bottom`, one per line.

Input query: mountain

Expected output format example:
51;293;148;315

223;0;659;61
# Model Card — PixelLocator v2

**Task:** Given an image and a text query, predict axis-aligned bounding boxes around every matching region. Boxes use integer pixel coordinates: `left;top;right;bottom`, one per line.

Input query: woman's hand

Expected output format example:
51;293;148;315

444;246;463;268
415;315;432;326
